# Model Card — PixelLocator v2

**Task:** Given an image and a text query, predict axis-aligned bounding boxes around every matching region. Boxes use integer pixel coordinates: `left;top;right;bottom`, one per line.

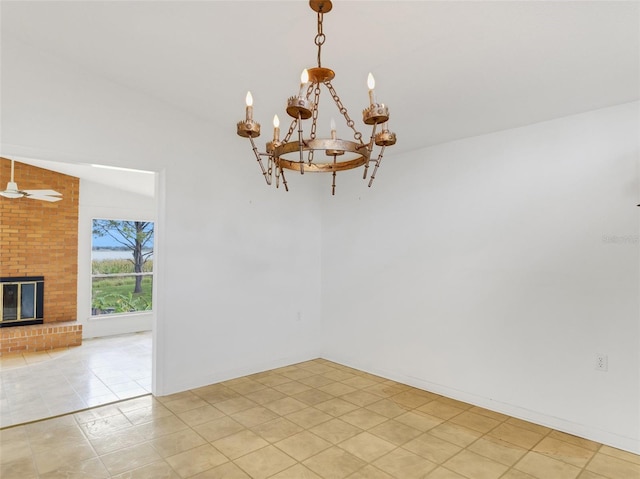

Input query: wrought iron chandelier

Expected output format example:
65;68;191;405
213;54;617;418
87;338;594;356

236;0;397;195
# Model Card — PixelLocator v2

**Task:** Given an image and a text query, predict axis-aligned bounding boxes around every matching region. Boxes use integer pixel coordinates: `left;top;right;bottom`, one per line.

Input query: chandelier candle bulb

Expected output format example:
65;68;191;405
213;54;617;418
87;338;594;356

330;118;336;139
245;91;254;121
273;115;280;141
367;73;376;105
299;69;309;97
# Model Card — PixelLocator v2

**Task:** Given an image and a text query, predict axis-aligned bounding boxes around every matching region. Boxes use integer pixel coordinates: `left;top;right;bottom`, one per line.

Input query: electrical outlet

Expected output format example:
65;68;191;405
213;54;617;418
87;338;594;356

595;354;608;371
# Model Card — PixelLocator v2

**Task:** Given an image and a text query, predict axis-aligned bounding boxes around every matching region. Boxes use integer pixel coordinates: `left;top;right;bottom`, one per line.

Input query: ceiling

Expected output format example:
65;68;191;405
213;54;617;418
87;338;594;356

2;0;638;186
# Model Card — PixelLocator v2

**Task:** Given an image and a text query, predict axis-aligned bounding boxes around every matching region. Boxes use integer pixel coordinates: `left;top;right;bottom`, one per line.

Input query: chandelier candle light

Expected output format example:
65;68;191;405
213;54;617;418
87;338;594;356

236;0;397;195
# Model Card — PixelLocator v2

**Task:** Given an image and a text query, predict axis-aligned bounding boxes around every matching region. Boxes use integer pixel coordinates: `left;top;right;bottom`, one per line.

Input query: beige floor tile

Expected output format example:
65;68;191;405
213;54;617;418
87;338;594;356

499;469;538;479
33;441;96;475
0;456;39;479
298;374;336;389
231;405;280;427
110;460;180;478
28;423;88;454
150;428;207;457
176;404;225;427
193;416;245;442
533;435;595;468
586;451;640;478
293;388;335;405
425;466;467;478
264;397;308;416
338;431;397;462
390;391;435;409
403;432;463;464
577;471;609;479
243;387;287;405
373;447;438;478
468;406;510;422
165;443;228;477
280;368;316;381
366;398;411;418
135;415;189;440
506;417;552;435
89;427;148;455
79;413;134;439
417;400;465;420
394;410;444;432
323;370;358;382
449;410;501;433
0;435;32;465
315;398;361;417
273;381;312;396
214;396;257;415
369;418;422;445
212;429;269;459
285;406;334;428
341;376;379;389
303;446;367;479
100;442;161;475
341;390;383;407
253;374;292;388
319;382;358;397
235;445;297;478
275;430;332;461
39;456;110;479
598;445;640;465
268;463;323;478
428;422;484;448
347;464;394;478
563;432;603;455
189;461;250;478
310;418;364;444
191;385;239;404
487;423;546;450
340;408;388;430
444;449;509;479
251;417;304;443
364;382;408;399
225;379;267;395
515;451;582;479
467;436;528;466
124;403;174;426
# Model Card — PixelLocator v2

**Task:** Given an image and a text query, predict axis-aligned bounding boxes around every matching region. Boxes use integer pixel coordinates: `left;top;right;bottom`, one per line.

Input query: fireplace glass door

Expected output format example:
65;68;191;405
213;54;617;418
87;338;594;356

0;277;44;326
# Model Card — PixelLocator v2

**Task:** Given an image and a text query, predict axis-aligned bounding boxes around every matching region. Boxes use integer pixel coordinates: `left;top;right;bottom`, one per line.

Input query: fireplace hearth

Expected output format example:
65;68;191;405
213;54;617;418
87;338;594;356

0;276;44;327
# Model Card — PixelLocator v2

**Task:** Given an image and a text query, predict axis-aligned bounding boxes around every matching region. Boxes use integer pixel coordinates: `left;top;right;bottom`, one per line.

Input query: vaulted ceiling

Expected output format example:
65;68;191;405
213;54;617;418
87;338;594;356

3;1;638;159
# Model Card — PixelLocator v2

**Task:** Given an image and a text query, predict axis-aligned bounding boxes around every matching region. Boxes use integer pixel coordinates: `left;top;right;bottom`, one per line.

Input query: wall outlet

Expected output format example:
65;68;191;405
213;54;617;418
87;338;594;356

595;353;608;371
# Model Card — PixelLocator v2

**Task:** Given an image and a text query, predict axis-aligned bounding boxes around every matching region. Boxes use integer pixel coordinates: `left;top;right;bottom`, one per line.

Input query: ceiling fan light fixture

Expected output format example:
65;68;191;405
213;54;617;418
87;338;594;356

236;0;397;195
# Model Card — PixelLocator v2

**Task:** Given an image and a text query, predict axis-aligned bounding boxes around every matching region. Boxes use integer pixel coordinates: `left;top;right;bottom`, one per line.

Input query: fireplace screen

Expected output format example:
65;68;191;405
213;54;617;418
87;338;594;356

0;277;44;326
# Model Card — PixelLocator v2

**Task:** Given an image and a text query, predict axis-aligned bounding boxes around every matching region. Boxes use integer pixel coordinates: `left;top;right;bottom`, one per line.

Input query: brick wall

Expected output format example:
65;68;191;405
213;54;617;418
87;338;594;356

0;321;82;355
0;158;79;325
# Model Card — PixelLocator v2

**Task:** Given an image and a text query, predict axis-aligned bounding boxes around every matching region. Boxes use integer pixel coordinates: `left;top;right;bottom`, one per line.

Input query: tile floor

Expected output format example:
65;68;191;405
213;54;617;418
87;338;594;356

0;332;151;428
1;353;639;478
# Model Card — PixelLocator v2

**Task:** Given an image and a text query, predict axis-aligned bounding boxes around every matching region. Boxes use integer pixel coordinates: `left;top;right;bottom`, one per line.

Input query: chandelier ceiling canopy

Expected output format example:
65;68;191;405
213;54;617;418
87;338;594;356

236;0;397;195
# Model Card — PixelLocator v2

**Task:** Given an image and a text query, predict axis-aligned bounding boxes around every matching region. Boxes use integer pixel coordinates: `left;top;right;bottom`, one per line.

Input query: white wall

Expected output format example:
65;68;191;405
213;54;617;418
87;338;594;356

3;35;639;454
78;179;157;338
321;102;640;453
2;38;323;396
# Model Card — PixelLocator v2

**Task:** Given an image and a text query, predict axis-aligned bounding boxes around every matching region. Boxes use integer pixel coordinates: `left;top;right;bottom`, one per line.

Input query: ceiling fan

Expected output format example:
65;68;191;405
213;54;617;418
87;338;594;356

0;159;62;202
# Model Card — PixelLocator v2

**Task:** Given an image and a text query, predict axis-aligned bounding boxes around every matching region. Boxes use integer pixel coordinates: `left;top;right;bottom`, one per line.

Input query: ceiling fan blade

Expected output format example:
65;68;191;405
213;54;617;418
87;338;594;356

25;194;62;202
22;189;62;197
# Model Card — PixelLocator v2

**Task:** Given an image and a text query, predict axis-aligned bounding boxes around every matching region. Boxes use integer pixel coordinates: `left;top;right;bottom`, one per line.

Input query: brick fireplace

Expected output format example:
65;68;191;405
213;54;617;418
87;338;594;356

0;158;81;356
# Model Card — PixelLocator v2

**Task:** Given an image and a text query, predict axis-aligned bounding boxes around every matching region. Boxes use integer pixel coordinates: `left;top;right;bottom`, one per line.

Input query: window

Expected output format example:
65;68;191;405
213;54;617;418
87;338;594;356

91;219;154;316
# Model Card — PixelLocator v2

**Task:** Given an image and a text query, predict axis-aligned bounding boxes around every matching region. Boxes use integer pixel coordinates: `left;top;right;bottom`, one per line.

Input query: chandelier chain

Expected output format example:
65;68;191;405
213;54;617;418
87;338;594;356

308;85;322;165
315;12;325;67
325;81;364;144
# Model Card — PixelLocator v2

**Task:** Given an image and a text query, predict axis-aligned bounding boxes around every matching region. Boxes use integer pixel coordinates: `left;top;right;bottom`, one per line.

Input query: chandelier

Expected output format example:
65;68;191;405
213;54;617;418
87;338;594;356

236;0;396;195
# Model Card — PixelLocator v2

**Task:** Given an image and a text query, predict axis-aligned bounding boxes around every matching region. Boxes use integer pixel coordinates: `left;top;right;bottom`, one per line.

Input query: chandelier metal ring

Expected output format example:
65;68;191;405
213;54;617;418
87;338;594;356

274;139;369;173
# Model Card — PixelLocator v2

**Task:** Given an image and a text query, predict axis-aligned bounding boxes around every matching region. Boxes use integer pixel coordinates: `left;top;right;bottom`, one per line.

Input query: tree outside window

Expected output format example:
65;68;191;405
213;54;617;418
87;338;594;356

91;219;154;316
